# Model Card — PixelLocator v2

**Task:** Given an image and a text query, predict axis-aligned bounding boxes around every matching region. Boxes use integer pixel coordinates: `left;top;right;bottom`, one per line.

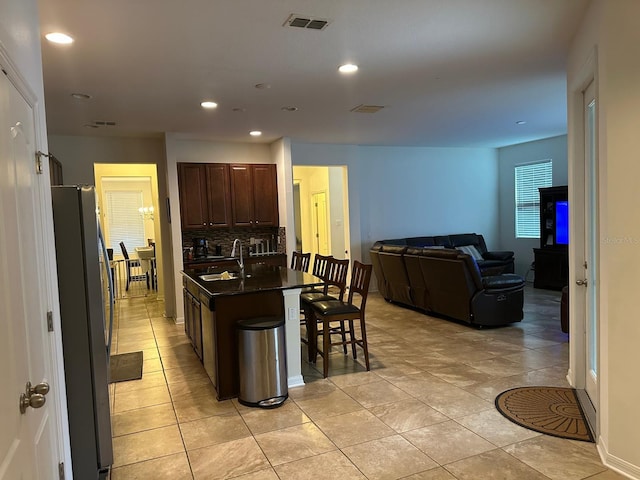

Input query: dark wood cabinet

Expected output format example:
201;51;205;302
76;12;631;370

183;278;203;359
178;162;277;229
534;185;569;290
230;164;278;227
178;163;232;229
534;248;568;290
183;254;287;271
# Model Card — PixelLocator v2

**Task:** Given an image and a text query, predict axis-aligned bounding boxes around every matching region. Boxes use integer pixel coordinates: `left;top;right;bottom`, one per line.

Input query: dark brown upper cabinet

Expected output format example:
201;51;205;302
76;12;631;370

178;163;232;229
230;164;278;227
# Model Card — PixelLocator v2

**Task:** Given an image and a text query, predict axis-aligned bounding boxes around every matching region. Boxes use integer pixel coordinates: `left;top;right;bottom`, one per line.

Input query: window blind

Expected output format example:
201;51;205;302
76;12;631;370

105;190;145;253
515;160;553;238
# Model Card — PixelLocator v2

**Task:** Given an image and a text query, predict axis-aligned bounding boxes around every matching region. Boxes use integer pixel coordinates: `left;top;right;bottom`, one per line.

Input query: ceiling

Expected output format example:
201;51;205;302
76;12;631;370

37;0;589;148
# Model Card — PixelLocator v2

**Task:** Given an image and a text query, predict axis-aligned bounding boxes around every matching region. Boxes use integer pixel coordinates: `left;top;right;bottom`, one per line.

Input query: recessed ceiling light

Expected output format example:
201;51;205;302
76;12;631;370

338;63;358;74
249;131;262;137
201;101;218;109
516;120;527;125
45;32;74;44
71;93;91;100
281;106;298;112
232;107;246;112
255;83;271;89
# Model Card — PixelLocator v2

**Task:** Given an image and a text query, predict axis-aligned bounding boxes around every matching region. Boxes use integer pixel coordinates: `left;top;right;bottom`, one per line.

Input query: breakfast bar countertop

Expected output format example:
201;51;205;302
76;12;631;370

181;263;323;399
181;263;322;307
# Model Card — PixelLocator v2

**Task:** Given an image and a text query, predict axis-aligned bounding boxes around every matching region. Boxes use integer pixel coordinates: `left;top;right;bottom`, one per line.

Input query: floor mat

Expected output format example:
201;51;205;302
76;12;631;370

109;351;143;383
495;386;593;442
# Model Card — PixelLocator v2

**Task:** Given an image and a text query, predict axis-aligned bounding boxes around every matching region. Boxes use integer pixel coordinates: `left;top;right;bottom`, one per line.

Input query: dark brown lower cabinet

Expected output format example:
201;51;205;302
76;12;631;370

533;248;568;291
183;280;203;360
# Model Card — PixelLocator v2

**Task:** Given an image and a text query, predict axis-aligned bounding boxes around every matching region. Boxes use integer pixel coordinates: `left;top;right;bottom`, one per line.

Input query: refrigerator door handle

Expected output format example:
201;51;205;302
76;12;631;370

97;222;115;357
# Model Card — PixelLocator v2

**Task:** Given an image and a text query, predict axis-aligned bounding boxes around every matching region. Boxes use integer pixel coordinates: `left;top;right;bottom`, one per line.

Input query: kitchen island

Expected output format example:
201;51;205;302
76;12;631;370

181;263;322;400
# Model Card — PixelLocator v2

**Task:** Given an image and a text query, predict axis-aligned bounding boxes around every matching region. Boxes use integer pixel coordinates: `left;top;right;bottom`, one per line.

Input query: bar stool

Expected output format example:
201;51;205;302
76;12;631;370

309;261;373;378
299;254;332;358
291;251;311;273
301;256;349;361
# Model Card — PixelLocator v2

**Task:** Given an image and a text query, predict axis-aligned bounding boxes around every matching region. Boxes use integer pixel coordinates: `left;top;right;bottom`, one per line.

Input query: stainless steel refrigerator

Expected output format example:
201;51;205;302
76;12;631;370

52;185;114;479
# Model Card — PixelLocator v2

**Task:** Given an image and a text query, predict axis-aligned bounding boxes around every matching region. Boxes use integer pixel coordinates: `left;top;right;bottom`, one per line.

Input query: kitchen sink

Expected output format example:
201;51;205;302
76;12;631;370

199;272;238;281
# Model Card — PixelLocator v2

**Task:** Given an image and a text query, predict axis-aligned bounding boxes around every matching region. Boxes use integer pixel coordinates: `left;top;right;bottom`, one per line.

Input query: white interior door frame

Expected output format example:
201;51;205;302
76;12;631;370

567;49;602;441
0;47;69;478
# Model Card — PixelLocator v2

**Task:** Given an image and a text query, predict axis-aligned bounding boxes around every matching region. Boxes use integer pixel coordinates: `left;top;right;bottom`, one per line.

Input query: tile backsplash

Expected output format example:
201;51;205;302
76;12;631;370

182;226;286;259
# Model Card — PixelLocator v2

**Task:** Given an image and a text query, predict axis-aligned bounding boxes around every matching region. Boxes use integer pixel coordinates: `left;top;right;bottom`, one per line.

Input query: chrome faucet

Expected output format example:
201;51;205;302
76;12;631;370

231;238;244;276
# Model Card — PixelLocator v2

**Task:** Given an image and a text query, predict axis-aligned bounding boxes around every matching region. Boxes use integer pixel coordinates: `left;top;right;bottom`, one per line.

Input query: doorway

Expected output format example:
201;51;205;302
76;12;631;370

94;164;164;300
575;79;599;433
292;166;350;260
311;191;330;255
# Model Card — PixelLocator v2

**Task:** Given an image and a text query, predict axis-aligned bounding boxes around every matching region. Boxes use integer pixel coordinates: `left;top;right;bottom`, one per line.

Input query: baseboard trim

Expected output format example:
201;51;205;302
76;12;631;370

598;437;640;480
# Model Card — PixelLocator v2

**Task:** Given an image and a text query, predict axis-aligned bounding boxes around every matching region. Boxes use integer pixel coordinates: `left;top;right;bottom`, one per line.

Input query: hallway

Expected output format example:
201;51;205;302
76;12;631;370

107;288;622;479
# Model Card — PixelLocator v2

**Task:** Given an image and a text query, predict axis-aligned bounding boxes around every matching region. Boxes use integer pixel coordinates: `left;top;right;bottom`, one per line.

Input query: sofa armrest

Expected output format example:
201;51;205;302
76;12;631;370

482;274;524;291
483;250;514;261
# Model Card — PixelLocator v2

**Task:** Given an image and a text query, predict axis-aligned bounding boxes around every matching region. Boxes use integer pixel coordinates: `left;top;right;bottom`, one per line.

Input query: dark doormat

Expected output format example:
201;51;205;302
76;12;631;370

109;351;143;383
495;386;593;442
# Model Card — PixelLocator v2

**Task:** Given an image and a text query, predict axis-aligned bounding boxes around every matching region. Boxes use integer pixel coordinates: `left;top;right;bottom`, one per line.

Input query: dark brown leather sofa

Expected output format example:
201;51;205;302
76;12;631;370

376;233;514;276
370;243;524;327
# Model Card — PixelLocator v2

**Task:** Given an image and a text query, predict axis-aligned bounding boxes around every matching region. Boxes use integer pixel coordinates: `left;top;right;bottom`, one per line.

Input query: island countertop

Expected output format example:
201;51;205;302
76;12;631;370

181;263;323;400
182;263;322;308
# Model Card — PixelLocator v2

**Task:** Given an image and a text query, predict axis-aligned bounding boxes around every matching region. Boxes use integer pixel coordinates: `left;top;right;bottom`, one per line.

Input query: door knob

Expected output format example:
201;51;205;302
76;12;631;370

576;279;588;286
19;381;49;414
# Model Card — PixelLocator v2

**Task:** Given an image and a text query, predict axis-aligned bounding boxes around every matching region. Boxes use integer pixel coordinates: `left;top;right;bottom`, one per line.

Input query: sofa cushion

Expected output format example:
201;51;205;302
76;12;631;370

482;250;513;261
456;245;484;262
406;236;435;247
450;233;482;248
380;245;408;254
381;238;407;246
482;274;524;291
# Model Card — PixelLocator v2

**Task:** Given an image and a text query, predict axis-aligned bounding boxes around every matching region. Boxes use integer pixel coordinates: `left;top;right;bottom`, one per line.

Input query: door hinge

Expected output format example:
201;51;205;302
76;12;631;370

47;311;54;332
35;150;51;175
58;462;65;480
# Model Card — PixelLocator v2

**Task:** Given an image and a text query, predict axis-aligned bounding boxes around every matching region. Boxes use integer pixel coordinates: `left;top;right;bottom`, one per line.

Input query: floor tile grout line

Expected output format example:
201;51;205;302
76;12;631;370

111;290;607;480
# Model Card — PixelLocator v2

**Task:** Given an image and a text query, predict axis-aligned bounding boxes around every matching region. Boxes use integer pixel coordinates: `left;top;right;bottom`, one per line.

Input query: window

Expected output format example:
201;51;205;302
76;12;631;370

105;190;145;252
515;160;552;238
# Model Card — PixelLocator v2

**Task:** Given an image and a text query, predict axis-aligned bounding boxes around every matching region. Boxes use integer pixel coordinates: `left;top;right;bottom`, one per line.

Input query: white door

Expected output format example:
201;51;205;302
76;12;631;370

311;191;330;255
582;80;599;408
0;71;61;479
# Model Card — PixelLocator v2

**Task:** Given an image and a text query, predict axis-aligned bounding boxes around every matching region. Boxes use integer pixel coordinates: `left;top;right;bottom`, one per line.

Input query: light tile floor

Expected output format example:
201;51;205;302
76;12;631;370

108;287;625;480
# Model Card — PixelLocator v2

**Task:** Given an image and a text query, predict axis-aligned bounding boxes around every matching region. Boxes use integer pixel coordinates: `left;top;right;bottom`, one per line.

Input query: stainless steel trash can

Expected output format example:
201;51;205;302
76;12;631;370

237;316;288;408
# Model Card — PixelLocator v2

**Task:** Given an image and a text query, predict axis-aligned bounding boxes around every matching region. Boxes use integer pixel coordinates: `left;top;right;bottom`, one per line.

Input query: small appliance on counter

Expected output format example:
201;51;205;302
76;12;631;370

193;237;208;258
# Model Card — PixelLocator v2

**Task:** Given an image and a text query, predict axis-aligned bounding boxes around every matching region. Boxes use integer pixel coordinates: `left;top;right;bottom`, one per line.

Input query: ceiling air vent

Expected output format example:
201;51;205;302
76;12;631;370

350;105;384;114
89;121;117;127
284;14;330;31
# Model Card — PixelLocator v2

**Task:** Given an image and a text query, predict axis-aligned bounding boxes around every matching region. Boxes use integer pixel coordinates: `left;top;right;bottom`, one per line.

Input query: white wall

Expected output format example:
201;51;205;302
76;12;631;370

497;135;568;276
48;135;172;309
568;1;640;477
291;143;500;263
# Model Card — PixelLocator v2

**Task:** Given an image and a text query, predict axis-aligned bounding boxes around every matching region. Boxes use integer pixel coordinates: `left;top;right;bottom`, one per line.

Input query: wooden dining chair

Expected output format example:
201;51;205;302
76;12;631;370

299;254;334;357
290;251;311;272
309;261;373;378
119;241;147;291
301;256;349;361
